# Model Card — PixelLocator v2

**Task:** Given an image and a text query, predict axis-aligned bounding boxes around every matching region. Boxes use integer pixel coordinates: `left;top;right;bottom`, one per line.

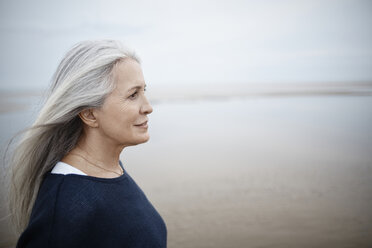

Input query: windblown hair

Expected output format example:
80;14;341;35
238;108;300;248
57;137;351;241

8;40;139;235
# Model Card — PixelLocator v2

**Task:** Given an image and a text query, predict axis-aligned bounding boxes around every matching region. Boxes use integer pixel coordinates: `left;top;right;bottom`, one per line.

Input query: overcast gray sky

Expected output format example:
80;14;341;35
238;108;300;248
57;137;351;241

0;0;371;90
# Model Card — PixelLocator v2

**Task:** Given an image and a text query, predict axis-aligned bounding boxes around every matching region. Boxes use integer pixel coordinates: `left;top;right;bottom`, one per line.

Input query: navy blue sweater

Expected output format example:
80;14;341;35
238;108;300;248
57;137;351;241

17;162;167;248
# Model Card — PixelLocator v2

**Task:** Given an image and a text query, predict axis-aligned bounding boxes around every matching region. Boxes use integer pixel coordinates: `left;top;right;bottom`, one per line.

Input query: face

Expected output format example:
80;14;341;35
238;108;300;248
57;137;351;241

94;58;153;147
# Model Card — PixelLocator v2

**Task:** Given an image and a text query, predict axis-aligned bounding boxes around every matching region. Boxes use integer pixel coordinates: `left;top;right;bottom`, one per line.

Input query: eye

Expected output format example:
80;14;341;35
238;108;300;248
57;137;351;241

129;91;138;99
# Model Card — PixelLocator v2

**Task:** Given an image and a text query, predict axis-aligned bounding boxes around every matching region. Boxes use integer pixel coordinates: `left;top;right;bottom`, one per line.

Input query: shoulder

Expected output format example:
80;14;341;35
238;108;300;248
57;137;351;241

48;175;134;247
18;172;167;248
29;174;67;221
21;174;113;247
25;174;100;233
16;174;67;247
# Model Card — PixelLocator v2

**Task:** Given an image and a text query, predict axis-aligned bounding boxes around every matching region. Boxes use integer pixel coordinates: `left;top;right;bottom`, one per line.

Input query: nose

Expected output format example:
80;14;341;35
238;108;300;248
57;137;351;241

140;95;153;115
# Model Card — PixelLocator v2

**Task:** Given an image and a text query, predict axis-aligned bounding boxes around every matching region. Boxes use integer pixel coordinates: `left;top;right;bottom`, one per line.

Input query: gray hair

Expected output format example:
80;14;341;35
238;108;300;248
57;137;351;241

8;40;139;234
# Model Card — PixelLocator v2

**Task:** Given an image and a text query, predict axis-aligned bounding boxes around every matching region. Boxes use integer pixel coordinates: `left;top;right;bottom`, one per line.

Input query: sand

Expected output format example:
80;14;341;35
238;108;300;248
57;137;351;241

122;96;372;248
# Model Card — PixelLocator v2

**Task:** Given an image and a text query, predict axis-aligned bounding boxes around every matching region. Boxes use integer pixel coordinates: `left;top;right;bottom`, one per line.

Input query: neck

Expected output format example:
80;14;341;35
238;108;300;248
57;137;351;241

75;130;124;171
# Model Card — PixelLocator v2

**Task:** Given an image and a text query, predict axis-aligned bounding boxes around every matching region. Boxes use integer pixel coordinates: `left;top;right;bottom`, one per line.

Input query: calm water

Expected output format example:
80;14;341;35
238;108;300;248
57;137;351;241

1;94;372;247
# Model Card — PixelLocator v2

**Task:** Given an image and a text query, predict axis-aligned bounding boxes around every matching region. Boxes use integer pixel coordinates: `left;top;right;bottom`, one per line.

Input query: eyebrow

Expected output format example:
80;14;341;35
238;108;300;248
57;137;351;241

127;84;147;92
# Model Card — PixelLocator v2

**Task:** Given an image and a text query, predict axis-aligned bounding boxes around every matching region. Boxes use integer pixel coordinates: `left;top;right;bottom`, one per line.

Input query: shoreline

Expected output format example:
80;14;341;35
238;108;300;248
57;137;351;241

1;82;372;113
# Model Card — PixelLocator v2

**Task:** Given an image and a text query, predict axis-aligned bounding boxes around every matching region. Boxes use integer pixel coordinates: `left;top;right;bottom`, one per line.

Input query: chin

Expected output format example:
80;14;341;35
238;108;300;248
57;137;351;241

143;134;150;142
130;135;150;146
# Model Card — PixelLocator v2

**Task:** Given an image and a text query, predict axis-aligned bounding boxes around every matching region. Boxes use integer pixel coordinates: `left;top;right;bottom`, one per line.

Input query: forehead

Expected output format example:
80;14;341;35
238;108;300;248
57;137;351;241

112;58;145;91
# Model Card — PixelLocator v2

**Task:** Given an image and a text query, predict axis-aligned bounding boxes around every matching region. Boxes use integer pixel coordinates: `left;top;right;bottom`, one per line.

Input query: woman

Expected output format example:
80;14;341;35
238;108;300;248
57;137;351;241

9;40;167;247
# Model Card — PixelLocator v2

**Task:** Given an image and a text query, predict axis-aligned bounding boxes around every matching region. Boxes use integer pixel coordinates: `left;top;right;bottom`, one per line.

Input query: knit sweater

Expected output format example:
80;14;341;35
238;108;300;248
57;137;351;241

16;162;167;248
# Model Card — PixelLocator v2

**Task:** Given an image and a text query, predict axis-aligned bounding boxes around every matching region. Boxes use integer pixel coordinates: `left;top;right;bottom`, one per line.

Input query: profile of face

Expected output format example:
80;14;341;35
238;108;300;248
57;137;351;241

90;58;153;147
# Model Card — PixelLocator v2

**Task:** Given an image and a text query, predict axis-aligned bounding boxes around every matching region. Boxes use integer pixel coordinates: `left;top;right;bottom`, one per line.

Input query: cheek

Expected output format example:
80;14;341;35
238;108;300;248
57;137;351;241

113;112;133;131
99;108;132;135
98;101;142;142
114;108;137;133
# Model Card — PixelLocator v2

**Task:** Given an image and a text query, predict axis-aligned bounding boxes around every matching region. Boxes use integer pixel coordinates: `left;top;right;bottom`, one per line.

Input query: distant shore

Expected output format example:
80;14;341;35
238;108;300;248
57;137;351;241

1;82;372;113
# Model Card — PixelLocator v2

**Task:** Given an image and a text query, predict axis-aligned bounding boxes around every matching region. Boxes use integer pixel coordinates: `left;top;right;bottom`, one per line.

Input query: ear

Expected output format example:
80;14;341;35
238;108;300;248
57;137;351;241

79;108;99;128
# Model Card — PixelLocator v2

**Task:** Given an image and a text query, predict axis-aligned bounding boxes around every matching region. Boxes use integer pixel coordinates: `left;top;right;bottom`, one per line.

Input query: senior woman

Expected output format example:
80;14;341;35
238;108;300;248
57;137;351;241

9;40;167;247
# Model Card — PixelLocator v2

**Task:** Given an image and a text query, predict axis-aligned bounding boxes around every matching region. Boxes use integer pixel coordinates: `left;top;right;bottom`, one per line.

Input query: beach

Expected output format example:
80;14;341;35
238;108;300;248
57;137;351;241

1;84;372;247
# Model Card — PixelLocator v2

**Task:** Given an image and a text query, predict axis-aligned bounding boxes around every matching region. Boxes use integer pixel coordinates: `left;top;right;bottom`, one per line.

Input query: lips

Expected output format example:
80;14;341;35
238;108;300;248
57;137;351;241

134;120;148;127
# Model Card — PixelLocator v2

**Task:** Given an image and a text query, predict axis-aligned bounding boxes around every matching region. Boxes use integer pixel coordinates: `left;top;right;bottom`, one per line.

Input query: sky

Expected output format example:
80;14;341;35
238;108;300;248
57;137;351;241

0;0;371;90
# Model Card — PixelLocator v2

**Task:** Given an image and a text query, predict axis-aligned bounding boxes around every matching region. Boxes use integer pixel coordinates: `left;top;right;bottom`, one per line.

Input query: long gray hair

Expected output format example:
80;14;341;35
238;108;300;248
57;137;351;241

8;40;139;234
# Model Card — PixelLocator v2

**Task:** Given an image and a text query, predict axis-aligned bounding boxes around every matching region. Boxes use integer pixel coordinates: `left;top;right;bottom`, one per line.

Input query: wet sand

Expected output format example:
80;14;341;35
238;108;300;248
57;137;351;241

1;89;372;248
